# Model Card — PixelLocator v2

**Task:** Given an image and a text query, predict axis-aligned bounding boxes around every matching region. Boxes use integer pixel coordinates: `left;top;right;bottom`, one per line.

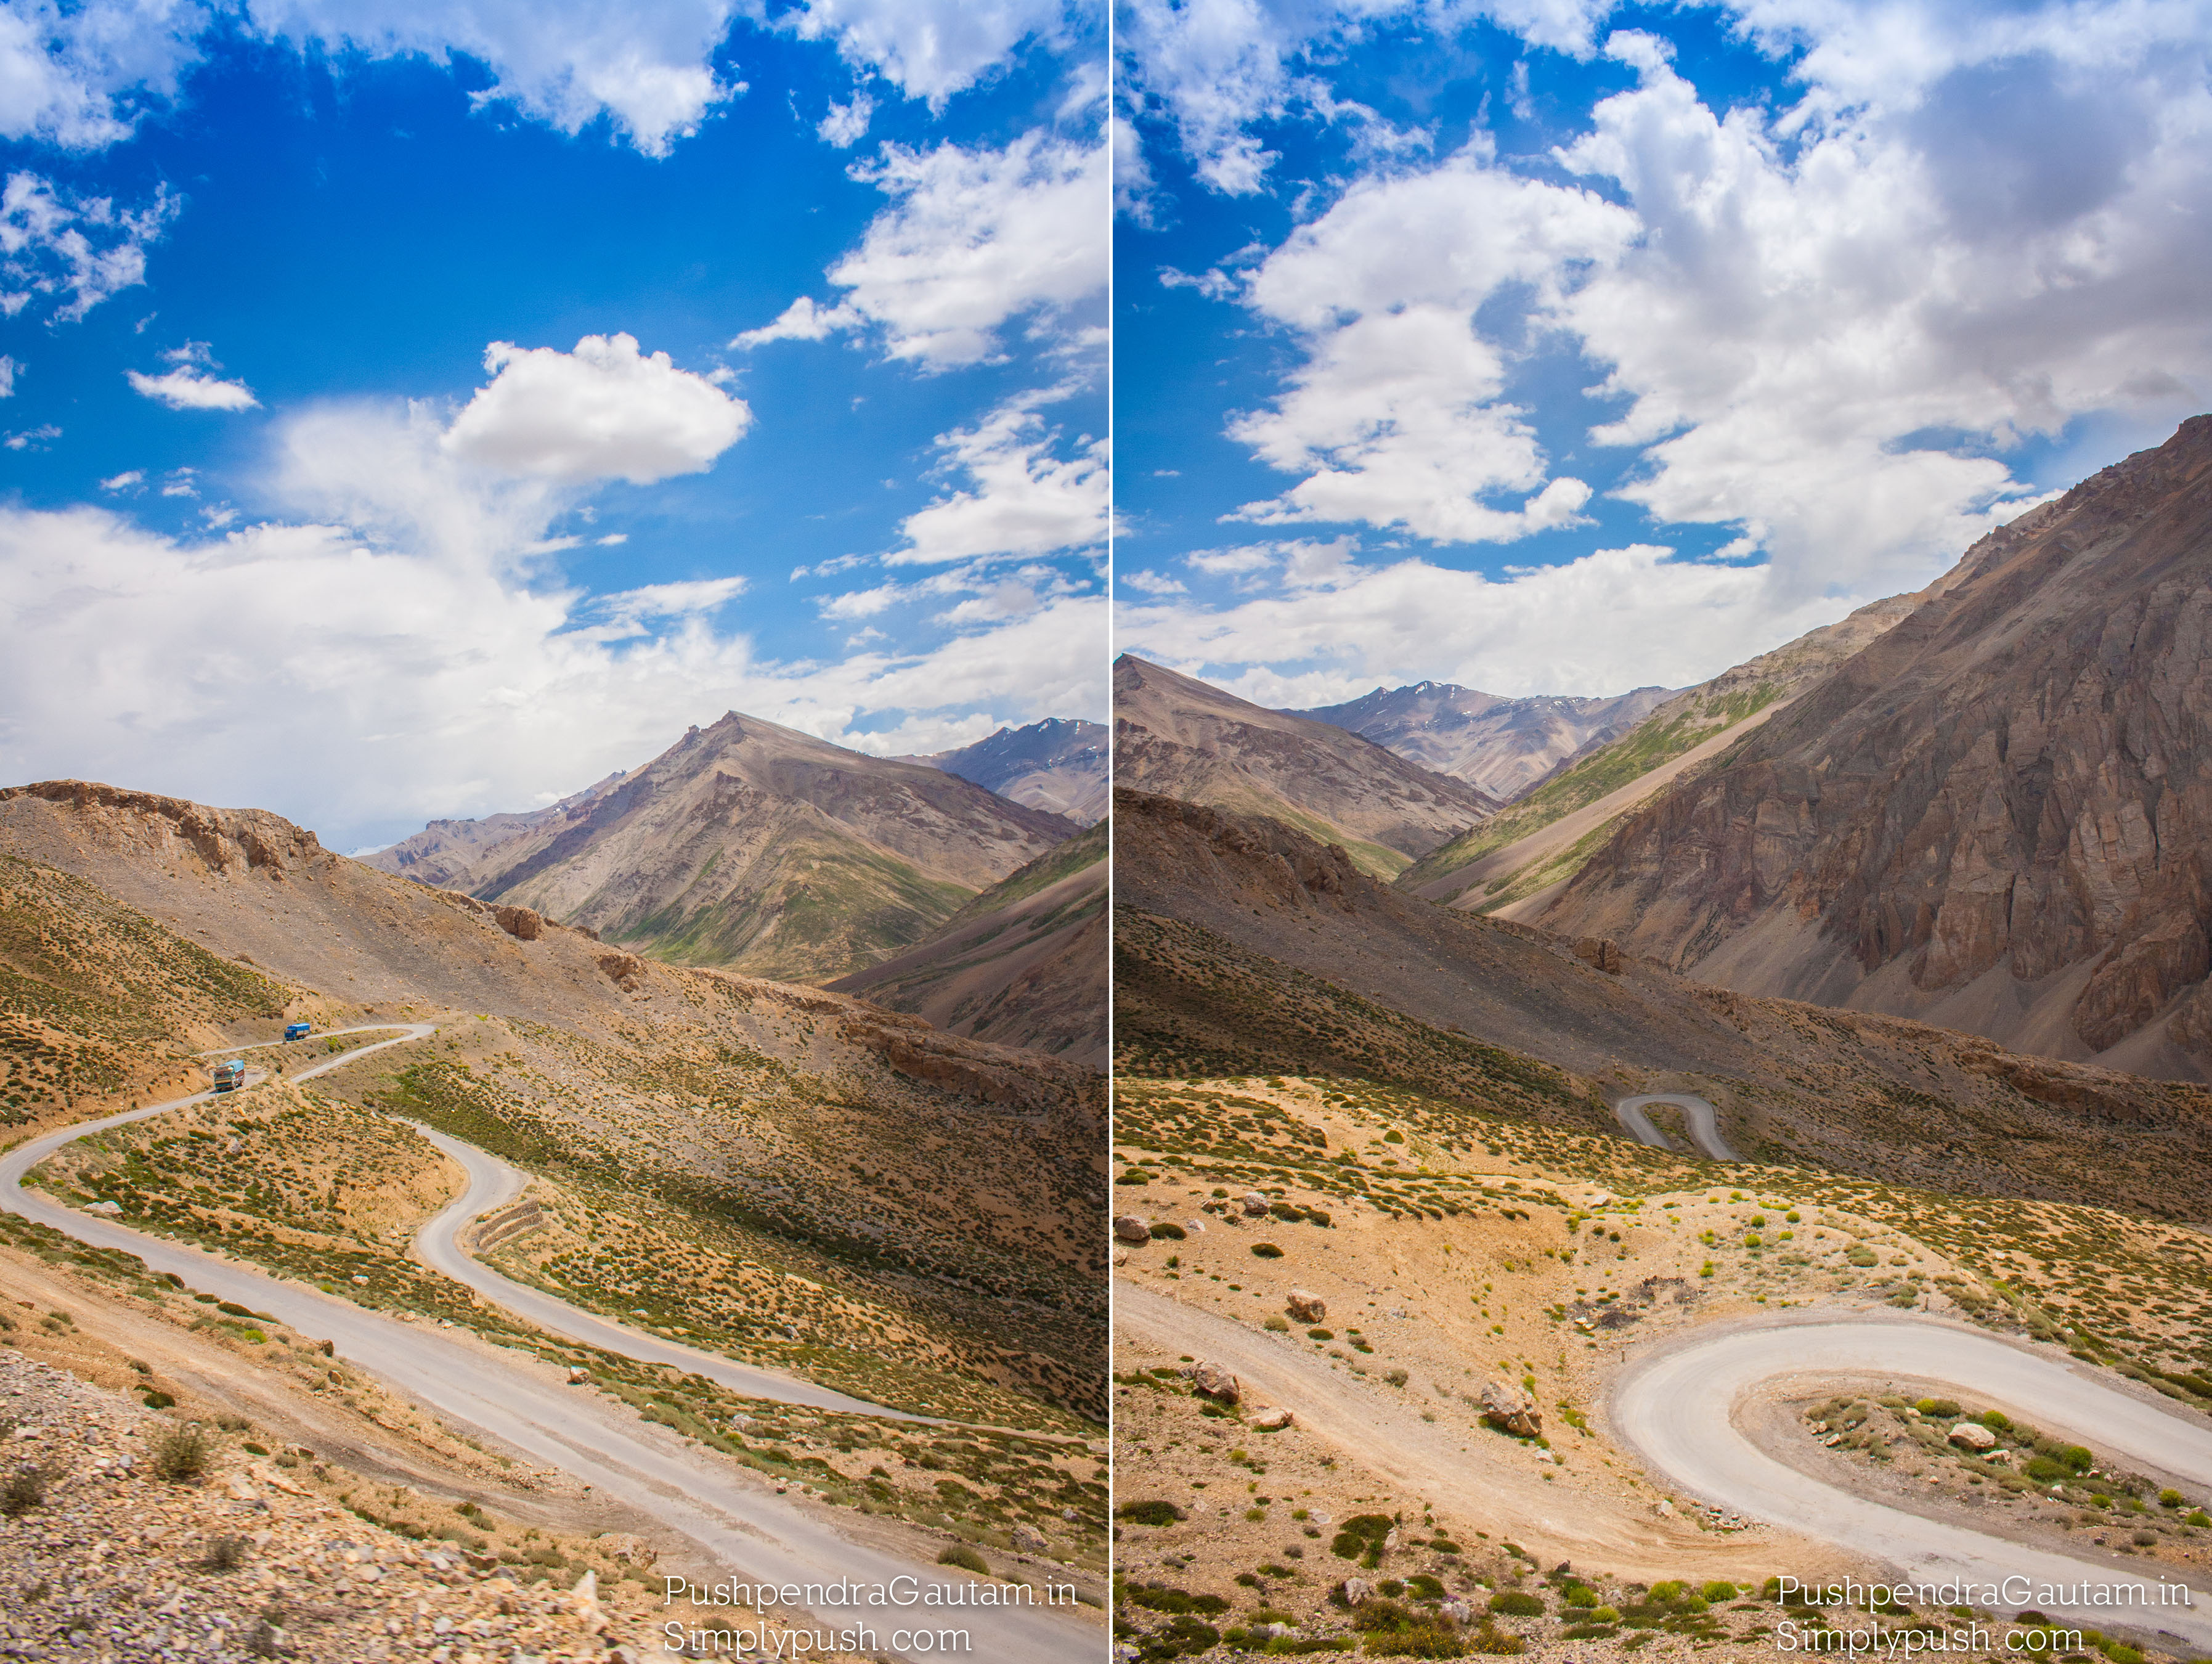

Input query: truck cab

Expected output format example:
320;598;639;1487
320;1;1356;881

211;1059;246;1093
284;1022;312;1040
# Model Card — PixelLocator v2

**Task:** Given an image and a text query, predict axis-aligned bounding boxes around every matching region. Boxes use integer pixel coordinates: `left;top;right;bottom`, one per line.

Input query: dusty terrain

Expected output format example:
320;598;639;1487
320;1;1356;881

1108;1071;2212;1664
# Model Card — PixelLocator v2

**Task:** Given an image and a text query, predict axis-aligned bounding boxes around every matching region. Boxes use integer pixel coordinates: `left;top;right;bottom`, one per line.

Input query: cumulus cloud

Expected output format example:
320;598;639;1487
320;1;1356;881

779;0;1068;108
736;130;1108;369
1222;145;1630;542
887;384;1108;564
0;170;176;322
1119;540;1856;706
0;404;1104;846
441;333;749;485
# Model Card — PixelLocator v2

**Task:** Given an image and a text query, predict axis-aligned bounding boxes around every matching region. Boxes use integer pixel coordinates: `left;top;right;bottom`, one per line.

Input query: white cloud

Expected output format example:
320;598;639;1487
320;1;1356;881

126;365;258;410
1120;541;1853;705
1222;145;1630;542
0;0;205;150
736;130;1107;370
1120;568;1186;594
2;422;55;449
0;170;175;322
817;91;874;147
779;0;1067;108
0;410;1105;846
1185;544;1275;576
99;468;142;491
441;333;750;484
885;383;1108;564
0;354;14;395
1116;0;1613;195
242;0;742;157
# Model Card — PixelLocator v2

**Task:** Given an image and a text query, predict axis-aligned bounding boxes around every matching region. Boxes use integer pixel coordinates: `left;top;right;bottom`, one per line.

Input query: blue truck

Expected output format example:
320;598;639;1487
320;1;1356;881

284;1022;312;1040
211;1059;246;1093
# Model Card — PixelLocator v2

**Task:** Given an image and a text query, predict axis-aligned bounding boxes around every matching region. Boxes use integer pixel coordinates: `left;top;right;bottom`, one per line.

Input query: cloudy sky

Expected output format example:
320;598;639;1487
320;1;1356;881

1113;0;2212;709
0;0;1106;848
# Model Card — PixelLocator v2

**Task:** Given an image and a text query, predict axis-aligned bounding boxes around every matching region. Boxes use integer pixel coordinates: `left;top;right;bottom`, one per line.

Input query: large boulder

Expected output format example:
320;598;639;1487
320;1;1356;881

1479;1379;1542;1437
1342;1578;1375;1607
1113;1215;1152;1244
1240;1191;1271;1217
494;905;543;942
1184;1362;1240;1405
1287;1289;1327;1323
1250;1408;1293;1430
1010;1523;1049;1553
1948;1421;1998;1452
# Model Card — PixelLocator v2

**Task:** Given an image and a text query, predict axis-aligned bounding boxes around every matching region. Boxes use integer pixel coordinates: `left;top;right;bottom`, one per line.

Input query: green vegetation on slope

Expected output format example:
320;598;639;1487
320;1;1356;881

620;832;975;982
1399;683;1783;895
939;820;1105;927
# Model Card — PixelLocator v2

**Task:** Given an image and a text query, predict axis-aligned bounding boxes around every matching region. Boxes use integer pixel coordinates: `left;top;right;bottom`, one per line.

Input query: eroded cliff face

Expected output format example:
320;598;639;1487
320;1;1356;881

1537;415;2212;1075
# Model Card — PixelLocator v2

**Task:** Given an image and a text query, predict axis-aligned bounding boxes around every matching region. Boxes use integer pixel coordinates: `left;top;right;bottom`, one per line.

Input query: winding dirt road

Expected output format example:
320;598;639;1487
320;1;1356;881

3;1027;1096;1664
1615;1091;1737;1160
1610;1315;2212;1647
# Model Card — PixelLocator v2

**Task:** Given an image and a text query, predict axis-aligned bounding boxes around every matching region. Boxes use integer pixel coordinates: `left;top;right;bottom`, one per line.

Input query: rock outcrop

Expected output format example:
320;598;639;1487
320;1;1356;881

1479;1379;1541;1437
1539;416;2212;1077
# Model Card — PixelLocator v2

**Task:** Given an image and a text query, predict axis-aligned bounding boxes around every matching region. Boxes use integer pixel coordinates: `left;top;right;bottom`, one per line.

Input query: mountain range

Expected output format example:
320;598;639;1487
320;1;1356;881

364;711;1078;985
1112;655;1498;878
1293;682;1675;801
903;718;1107;826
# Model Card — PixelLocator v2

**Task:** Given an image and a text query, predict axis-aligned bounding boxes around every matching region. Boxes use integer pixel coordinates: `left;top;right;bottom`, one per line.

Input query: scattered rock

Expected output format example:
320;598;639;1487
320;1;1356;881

1286;1289;1327;1323
1948;1422;1998;1452
1250;1408;1293;1430
1113;1215;1152;1244
1183;1361;1240;1405
1479;1378;1542;1437
1240;1191;1270;1217
85;1200;122;1215
1573;937;1625;974
594;1532;656;1565
1343;1578;1375;1606
1654;1499;1675;1518
492;905;543;942
1442;1600;1475;1625
1010;1522;1049;1553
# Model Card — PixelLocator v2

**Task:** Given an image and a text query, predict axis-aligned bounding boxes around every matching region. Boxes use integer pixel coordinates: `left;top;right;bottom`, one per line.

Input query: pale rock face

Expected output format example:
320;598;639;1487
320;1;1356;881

1343;1578;1375;1607
1184;1361;1240;1404
1540;416;2212;1074
1250;1407;1293;1430
1948;1422;1998;1452
1010;1522;1049;1552
1479;1379;1542;1437
1114;1215;1152;1244
1241;1191;1271;1216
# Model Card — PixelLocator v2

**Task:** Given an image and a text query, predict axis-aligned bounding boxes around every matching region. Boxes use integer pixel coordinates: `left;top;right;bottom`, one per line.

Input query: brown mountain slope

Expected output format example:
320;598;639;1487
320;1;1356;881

827;821;1107;1067
0;779;1106;1423
1112;787;2212;1220
1536;415;2212;1081
1112;655;1497;879
367;712;1078;984
1399;584;1946;910
361;770;624;887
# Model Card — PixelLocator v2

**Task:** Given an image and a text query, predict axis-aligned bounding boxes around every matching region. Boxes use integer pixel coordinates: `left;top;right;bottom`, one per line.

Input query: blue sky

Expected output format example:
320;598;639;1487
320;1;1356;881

1113;0;2212;709
0;0;1105;848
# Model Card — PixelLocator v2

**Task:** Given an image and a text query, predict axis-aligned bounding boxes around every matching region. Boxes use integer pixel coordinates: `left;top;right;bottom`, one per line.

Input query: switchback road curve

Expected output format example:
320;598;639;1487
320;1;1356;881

2;1026;1095;1664
1611;1315;2212;1649
1615;1092;1738;1161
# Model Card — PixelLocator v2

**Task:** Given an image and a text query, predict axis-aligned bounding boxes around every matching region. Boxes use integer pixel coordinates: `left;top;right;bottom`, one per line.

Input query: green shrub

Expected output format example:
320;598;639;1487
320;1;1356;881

1150;1223;1186;1241
1117;1499;1187;1527
1252;1243;1283;1258
152;1423;211;1482
1702;1583;1738;1602
1916;1398;1961;1418
937;1544;990;1575
1490;1593;1544;1617
1;1466;44;1517
1266;1316;1290;1332
1982;1411;2011;1430
202;1536;248;1572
